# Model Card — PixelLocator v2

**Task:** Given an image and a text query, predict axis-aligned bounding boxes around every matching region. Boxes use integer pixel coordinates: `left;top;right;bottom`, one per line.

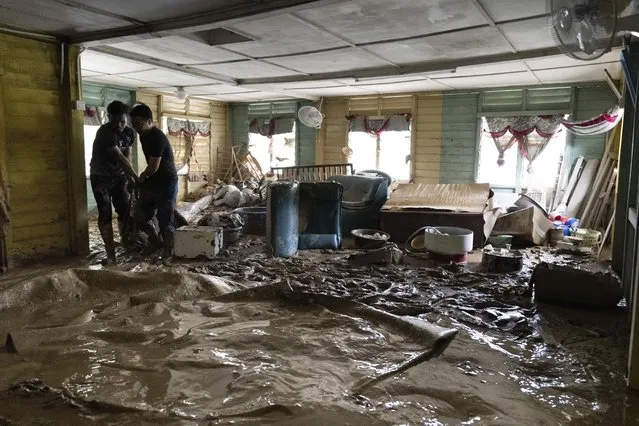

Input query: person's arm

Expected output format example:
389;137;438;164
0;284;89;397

140;156;161;183
107;147;138;181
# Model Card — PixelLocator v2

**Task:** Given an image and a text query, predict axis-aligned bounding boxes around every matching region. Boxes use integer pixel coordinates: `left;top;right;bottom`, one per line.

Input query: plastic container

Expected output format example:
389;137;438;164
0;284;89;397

266;182;299;258
234;206;267;235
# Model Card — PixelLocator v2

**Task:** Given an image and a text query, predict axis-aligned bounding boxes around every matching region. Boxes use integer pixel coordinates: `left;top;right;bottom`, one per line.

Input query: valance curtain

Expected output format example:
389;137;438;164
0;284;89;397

561;106;624;136
167;117;211;137
249;117;295;137
346;114;412;135
484;115;563;171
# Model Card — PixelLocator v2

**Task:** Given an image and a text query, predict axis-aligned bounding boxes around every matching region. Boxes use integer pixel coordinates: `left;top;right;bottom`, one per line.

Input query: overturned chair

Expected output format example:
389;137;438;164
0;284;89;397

328;175;389;237
267;181;343;257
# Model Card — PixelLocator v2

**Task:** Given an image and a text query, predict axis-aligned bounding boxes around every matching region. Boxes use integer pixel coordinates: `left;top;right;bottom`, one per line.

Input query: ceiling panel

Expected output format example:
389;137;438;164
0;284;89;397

81;50;156;74
70;0;248;23
191;61;302;79
355;79;450;93
366;27;513;65
433;71;538;89
82;74;166;88
118;69;215;86
477;0;547;22
524;50;621;70
224;14;347;58
266;47;390;74
81;70;106;77
268;80;346;89
0;0;130;35
297;0;486;44
499;17;557;51
108;36;246;65
534;62;622;84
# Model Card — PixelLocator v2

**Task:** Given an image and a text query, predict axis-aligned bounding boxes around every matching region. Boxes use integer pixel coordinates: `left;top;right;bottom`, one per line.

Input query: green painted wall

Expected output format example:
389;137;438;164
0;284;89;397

439;93;480;184
82;83;135;214
230;104;249;151
297;100;317;165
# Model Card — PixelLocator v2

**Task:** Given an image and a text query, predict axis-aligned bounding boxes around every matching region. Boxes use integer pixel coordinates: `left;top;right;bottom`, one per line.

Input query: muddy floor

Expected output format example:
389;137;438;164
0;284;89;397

0;222;637;425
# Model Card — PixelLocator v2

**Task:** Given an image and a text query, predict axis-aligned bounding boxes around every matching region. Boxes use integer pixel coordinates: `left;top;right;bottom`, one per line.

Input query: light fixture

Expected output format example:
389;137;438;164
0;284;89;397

175;86;188;100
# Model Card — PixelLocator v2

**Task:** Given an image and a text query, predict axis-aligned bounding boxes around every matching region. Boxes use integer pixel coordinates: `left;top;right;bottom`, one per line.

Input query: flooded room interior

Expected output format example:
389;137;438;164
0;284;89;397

2;0;639;424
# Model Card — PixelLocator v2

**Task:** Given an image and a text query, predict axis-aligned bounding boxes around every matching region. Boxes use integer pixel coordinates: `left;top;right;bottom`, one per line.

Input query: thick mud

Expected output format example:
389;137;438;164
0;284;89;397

0;227;636;425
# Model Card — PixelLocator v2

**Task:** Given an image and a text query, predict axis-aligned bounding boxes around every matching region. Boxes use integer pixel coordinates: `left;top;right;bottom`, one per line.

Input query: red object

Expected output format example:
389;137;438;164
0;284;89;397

429;251;468;264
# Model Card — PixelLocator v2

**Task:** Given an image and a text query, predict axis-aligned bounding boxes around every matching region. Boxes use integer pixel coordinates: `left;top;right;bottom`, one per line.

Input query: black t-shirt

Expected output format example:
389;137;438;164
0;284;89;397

89;124;134;176
140;127;177;184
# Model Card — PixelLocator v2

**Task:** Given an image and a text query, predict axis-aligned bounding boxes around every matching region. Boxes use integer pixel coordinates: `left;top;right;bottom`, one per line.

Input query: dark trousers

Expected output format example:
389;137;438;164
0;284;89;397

90;174;130;227
139;177;178;239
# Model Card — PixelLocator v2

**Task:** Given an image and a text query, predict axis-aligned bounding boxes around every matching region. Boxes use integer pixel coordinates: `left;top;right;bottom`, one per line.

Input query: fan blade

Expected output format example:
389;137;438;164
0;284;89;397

577;20;596;54
557;6;573;32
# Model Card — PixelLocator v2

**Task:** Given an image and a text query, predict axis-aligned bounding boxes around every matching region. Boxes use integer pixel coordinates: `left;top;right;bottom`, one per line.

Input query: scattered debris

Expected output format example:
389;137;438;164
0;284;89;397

530;262;623;308
348;243;403;265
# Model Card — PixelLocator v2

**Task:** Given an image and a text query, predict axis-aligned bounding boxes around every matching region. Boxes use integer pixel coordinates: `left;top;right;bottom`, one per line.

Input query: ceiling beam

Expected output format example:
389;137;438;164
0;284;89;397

88;46;238;85
70;0;344;46
237;43;623;86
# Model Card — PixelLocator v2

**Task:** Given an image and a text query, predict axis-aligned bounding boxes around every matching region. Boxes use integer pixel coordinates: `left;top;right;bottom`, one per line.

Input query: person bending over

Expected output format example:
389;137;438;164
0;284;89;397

129;103;178;262
89;100;138;265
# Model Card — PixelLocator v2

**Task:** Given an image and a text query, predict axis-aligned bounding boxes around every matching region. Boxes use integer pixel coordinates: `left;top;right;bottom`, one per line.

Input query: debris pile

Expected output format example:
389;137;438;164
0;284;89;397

198;211;245;229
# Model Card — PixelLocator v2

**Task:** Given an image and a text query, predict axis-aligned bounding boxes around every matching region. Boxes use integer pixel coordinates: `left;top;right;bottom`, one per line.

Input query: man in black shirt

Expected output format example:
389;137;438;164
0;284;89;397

129;103;178;262
89;101;139;265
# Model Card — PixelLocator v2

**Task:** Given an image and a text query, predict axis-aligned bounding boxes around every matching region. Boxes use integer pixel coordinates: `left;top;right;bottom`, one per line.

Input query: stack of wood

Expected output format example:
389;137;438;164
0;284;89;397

220;147;264;183
579;129;619;251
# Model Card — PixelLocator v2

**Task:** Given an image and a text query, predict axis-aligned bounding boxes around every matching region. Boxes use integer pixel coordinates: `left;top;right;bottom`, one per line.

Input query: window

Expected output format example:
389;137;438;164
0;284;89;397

348;129;411;181
83;125;100;177
477;118;567;210
249;124;296;172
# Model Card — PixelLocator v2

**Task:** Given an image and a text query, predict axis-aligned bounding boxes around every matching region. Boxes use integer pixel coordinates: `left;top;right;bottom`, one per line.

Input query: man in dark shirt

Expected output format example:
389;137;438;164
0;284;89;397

89;101;139;265
129;103;178;262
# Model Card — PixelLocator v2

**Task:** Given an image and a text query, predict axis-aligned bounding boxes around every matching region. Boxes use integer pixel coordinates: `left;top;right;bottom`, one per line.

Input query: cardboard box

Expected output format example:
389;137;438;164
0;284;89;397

380;183;500;248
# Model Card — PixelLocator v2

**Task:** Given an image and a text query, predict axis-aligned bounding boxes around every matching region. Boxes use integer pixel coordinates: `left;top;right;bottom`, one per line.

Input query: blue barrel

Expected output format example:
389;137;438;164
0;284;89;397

267;181;299;257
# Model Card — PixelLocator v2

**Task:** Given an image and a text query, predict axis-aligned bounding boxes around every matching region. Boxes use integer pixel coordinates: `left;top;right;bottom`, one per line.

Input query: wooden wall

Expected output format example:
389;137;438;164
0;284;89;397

0;34;85;262
413;94;442;183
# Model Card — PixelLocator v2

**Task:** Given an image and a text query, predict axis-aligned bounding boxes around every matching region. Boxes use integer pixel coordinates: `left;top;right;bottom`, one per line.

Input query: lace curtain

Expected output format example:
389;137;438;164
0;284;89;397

484;115;563;172
248;117;295;137
346;114;412;135
561;106;624;136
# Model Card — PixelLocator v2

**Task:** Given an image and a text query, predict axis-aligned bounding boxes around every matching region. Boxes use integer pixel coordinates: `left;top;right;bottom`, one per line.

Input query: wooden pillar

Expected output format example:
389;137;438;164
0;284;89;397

0;38;9;270
64;44;89;256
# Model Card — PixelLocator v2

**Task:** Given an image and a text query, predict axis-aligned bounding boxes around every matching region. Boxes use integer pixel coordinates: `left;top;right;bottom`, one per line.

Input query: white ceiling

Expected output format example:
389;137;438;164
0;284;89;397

0;0;624;102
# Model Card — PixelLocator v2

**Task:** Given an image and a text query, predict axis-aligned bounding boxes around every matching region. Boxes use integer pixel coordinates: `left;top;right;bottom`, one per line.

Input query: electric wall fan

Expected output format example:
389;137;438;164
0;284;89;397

297;98;324;129
549;0;639;104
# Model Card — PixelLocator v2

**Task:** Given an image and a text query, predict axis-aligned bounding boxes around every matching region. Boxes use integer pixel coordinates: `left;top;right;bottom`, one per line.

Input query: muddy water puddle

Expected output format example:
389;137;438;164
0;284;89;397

1;236;638;424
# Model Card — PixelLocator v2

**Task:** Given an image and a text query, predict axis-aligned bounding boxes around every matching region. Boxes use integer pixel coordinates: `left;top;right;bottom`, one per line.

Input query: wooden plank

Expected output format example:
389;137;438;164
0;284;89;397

5;102;60;119
9;154;67;172
10;236;69;259
4;59;57;77
11;210;68;228
566;159;600;217
2;73;59;91
12;221;69;242
0;47;9;270
2;88;60;105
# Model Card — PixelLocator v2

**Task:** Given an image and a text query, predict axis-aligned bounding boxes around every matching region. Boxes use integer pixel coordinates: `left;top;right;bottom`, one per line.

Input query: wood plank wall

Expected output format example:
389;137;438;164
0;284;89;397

0;34;72;261
413;94;442;183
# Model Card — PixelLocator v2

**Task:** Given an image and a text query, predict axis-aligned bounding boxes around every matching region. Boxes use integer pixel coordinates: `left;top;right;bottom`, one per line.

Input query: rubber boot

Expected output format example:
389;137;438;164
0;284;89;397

139;221;163;254
162;234;174;266
99;223;117;265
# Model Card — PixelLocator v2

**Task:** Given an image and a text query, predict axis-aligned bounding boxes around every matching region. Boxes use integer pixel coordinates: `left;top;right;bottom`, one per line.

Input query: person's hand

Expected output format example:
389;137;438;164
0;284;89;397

139;173;147;184
127;174;138;186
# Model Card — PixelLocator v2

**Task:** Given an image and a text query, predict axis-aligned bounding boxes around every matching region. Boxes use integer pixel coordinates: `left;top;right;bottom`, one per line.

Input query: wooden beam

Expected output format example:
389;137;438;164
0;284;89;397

64;44;89;256
0;37;9;270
